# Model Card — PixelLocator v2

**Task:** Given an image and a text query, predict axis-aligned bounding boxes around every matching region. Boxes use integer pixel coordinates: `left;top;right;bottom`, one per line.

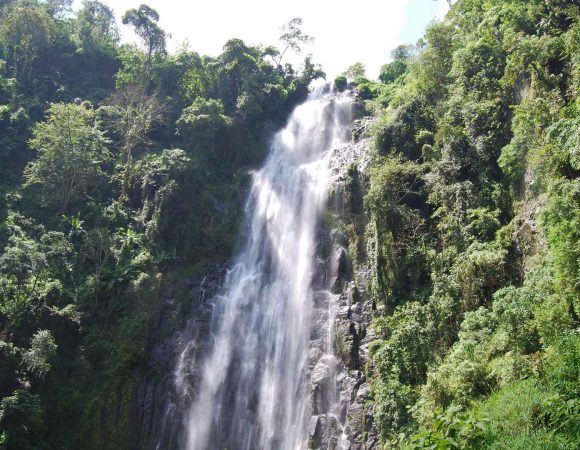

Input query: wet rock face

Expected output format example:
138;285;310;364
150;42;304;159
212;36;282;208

129;267;226;450
330;247;350;294
332;282;379;450
131;136;376;450
133;258;377;450
305;136;379;450
307;246;377;450
312;355;338;414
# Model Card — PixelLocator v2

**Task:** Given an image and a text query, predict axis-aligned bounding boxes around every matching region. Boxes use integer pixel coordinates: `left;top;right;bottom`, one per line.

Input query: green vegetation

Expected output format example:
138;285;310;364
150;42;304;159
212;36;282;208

0;0;578;449
350;0;580;448
0;1;321;448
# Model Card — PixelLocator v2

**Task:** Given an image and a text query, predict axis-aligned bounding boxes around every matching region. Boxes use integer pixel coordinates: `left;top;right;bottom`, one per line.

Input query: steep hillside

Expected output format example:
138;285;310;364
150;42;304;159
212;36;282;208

0;0;578;449
337;0;579;447
0;2;320;448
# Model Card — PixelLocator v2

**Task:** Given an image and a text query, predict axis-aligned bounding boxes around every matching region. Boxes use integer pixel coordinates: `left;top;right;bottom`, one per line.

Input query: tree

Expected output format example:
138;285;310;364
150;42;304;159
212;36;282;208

267;17;313;68
76;0;119;52
0;0;15;12
0;225;47;285
0;389;46;449
177;98;231;147
40;0;73;17
122;4;166;85
103;86;165;200
135;148;192;241
300;54;325;83
22;329;57;379
84;227;113;281
214;38;265;115
25;103;109;214
379;45;413;84
343;62;366;80
0;6;54;81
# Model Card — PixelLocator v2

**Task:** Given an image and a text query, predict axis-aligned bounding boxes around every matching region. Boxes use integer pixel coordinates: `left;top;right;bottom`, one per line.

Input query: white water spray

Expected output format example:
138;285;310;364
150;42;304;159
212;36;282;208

178;84;353;450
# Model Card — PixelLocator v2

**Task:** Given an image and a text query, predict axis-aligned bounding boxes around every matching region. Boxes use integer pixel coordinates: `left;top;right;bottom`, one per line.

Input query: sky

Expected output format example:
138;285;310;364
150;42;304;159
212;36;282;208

73;0;449;79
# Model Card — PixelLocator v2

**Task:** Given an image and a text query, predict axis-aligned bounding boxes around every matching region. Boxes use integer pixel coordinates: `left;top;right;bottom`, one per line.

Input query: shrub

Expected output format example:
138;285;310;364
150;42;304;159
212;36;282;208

452;242;507;310
404;408;488;450
373;378;416;438
334;75;347;92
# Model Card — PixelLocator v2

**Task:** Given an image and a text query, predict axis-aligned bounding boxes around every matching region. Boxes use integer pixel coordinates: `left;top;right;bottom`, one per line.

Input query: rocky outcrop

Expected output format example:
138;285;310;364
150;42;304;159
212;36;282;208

129;266;226;449
131;130;377;450
304;134;380;449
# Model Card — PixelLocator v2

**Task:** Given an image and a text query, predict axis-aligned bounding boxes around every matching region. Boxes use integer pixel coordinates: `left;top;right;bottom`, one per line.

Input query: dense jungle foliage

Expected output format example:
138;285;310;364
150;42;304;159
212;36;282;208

0;1;322;448
338;0;579;448
1;0;579;449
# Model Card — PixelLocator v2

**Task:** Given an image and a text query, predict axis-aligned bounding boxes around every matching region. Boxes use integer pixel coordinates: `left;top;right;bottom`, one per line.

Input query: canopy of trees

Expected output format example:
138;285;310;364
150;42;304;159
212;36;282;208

0;2;322;448
337;0;580;448
0;0;578;449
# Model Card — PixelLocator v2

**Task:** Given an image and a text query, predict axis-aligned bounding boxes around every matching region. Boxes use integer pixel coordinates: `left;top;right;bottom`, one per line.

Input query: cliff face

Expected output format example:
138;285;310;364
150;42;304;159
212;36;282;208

130;3;580;440
306;134;376;449
129;120;380;450
129;267;227;449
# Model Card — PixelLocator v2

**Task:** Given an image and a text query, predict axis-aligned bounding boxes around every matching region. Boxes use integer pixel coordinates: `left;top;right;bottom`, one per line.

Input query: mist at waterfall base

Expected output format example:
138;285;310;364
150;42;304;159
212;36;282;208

173;83;354;450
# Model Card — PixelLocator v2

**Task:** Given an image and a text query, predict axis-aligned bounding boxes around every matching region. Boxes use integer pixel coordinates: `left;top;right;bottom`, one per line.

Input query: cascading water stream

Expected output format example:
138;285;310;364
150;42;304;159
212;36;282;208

176;84;353;450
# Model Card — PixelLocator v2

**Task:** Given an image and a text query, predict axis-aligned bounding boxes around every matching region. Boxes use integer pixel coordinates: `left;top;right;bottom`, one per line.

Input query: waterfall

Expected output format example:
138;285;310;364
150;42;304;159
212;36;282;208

177;83;354;450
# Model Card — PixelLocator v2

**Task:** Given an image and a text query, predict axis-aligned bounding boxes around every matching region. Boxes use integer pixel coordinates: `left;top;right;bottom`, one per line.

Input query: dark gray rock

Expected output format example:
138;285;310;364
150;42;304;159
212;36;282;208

129;265;226;450
131;136;377;450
